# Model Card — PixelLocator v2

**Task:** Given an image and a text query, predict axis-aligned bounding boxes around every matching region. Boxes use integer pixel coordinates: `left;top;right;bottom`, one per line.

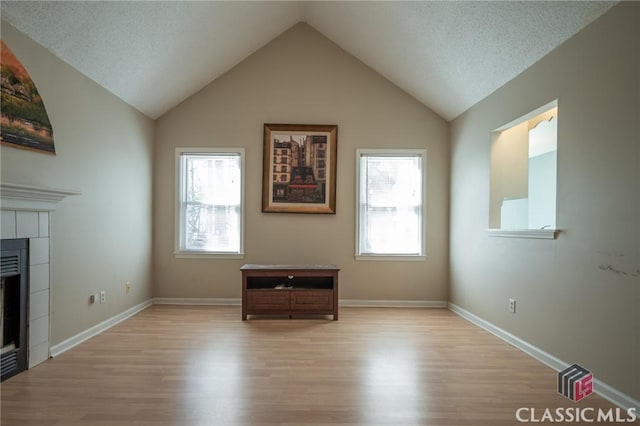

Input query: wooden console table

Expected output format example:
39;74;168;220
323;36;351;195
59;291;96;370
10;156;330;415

241;264;339;320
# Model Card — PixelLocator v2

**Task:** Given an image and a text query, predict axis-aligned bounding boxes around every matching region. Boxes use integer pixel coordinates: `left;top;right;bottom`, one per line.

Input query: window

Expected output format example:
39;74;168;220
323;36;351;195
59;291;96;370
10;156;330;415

356;149;426;260
489;100;558;239
176;148;244;257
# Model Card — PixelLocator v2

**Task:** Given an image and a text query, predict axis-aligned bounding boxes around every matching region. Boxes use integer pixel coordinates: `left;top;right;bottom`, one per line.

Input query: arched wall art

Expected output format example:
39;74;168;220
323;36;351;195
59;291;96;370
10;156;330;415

1;40;55;155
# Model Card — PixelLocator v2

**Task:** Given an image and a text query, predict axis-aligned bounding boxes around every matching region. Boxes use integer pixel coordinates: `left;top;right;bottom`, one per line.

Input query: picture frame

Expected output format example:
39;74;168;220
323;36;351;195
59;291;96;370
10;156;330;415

262;123;337;214
1;40;56;155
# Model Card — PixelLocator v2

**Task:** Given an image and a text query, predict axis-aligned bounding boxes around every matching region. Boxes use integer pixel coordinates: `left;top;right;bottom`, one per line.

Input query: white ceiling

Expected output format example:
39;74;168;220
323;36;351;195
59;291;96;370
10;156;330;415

1;1;616;121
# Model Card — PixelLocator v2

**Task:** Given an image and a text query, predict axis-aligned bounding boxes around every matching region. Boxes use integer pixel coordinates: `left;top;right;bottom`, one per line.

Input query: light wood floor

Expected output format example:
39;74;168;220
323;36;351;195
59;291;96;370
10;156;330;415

0;305;627;425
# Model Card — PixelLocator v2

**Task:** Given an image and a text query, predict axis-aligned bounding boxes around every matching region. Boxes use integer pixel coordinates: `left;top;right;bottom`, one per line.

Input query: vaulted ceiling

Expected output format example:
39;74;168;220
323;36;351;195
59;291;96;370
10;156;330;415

1;1;616;121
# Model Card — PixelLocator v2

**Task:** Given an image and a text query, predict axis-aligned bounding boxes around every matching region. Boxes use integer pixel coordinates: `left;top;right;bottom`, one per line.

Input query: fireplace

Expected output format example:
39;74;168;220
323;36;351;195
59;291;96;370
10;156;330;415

1;182;79;377
1;238;28;381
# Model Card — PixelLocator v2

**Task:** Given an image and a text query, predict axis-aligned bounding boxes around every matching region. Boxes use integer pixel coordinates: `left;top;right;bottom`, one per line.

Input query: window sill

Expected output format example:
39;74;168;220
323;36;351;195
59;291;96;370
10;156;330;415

487;229;559;240
356;255;426;262
174;252;245;259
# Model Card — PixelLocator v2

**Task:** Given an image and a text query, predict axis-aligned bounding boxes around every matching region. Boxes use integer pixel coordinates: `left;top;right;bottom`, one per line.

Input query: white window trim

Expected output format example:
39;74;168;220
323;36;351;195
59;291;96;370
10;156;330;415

487;228;559;240
355;148;427;261
174;147;245;259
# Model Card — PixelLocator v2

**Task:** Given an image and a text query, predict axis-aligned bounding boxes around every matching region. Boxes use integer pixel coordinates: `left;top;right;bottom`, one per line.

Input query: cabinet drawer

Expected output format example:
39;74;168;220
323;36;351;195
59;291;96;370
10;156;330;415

247;290;290;311
290;290;333;312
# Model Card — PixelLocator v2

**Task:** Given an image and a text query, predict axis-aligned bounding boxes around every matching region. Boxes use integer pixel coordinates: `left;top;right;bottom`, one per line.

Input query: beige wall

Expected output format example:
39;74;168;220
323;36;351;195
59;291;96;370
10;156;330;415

154;23;449;302
450;2;639;402
1;22;155;345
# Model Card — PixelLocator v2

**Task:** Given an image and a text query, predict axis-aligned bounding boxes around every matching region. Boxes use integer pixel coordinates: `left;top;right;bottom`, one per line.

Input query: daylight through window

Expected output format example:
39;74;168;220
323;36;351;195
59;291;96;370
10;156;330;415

176;148;244;256
356;149;426;259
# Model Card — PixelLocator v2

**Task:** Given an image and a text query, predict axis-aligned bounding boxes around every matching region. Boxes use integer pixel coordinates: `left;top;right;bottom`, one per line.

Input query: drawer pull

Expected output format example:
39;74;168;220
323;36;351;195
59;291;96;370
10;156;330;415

287;275;294;279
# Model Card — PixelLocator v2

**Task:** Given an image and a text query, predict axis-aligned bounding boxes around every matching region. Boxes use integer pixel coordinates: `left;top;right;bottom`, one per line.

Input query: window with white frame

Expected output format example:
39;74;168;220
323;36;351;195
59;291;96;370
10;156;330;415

356;149;426;259
176;148;244;257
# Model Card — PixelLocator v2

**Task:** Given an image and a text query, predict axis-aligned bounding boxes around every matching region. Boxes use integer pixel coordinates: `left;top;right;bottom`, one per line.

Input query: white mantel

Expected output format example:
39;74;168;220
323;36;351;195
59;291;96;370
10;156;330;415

1;182;80;212
1;182;79;368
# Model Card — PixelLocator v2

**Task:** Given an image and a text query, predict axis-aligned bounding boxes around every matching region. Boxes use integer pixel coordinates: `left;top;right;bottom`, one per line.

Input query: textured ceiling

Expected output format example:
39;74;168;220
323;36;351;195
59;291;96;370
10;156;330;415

1;1;616;121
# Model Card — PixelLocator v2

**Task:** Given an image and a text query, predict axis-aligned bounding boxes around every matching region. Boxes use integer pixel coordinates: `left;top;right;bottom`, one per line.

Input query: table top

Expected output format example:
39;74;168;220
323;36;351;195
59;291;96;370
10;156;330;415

241;264;339;271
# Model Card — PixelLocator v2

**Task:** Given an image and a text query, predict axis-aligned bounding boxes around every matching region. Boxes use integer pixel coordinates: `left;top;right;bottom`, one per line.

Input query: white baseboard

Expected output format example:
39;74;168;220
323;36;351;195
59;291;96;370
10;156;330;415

153;297;241;305
447;302;567;370
49;299;153;357
448;302;640;412
341;299;448;308
594;380;640;413
152;298;447;308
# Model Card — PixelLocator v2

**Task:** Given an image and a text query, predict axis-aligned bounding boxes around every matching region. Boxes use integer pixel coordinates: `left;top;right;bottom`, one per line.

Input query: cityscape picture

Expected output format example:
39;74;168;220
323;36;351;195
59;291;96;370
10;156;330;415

262;123;337;214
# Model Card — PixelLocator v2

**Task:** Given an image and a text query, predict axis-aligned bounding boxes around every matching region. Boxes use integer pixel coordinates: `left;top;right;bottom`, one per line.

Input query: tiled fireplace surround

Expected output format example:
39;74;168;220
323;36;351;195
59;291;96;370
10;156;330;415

0;183;78;369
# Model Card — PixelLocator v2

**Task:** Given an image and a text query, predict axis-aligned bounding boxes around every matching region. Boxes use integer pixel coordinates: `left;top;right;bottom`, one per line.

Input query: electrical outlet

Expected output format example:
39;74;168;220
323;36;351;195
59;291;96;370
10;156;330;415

89;294;96;304
509;298;516;314
125;282;131;294
100;290;106;304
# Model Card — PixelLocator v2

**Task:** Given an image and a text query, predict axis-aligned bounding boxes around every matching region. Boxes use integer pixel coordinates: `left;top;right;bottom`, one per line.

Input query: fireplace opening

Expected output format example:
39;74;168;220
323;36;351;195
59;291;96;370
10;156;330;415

1;238;28;381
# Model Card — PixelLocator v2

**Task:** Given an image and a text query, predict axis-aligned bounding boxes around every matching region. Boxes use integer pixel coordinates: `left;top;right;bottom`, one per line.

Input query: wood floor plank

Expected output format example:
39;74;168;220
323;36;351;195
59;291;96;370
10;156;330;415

0;306;632;425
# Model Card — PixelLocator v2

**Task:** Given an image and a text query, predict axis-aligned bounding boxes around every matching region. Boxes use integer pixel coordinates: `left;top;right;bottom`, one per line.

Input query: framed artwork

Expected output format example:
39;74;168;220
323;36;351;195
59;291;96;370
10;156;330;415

262;123;337;214
1;40;55;155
